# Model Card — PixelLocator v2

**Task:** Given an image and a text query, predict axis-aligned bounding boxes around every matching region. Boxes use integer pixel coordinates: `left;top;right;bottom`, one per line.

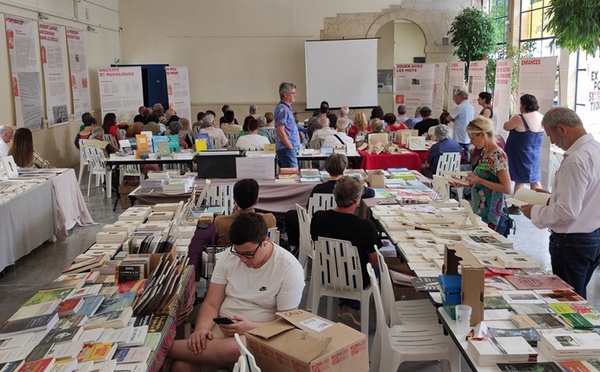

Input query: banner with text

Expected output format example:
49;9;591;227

493;59;513;138
166;66;191;121
448;62;466;112
468;60;487;113
394;63;435;115
98;67;144;119
39;22;69;127
66;28;91;119
5;15;44;130
432;63;446;116
579;58;600;139
518;57;557;115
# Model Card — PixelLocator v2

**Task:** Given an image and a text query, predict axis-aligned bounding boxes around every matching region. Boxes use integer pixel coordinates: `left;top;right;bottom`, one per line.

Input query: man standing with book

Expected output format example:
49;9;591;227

521;107;600;298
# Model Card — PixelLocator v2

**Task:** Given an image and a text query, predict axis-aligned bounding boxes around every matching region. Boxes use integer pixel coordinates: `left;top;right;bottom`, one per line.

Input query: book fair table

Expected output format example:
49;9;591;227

357;149;422;171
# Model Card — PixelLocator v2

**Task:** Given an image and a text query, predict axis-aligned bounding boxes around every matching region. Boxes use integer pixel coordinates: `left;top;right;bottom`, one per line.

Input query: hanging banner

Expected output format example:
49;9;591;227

577;58;600;139
39;22;69;127
98;66;144;119
166;66;192;121
493;58;513;138
5;15;44;131
66;28;91;119
468;60;487;113
447;62;466;112
393;63;435;115
518;57;558;115
432;62;446;116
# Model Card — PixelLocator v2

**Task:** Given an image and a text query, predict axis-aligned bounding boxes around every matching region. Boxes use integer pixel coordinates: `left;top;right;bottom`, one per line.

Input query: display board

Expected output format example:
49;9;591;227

448;62;466;113
493;58;513;139
393;63;435;116
518;57;557;115
166;66;191;121
66;28;91;119
432;63;446;116
98;66;144;119
305;38;378;109
467;60;487;113
39;22;69;127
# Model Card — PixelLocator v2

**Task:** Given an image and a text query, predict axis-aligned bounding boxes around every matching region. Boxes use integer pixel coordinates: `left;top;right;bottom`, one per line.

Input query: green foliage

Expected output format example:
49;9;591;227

449;7;499;69
544;0;600;55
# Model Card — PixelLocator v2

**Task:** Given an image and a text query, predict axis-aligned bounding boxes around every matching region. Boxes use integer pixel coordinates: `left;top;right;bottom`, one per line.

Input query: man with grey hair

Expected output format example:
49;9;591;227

248;104;259;118
323;117;353;148
0;125;14;158
84;126;116;157
448;89;474;162
339;105;353;126
275;82;300;168
199;113;229;148
422;124;462;178
310;176;382;329
396;104;408;124
309;115;335;149
521;107;600;298
404;106;423;129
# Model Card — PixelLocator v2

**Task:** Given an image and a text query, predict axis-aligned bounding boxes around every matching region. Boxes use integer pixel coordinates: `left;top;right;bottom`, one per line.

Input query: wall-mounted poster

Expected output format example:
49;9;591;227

166;66;192;121
98;66;143;119
66;28;91;119
378;69;393;93
39;22;69;127
393;63;435;115
5;15;44;130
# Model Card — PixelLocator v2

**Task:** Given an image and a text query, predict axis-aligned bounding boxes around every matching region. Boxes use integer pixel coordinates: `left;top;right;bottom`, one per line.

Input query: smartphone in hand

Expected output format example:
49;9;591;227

213;317;236;325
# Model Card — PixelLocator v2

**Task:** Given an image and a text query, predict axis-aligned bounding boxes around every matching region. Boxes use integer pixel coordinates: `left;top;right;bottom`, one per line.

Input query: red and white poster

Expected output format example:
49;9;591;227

393;63;435;115
518;57;558;115
39;22;69;127
432;63;446;116
166;66;191;121
66;28;91;119
468;60;487;113
98;66;143;119
493;58;513;138
5;15;44;130
448;62;466;113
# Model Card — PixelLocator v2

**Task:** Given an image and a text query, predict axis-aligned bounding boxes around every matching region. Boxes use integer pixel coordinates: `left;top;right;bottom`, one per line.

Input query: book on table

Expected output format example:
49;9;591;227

83;307;133;329
504;275;572;291
16;357;55;372
496;362;564;372
557;360;600;371
113;346;151;364
467;336;537;366
540;332;600;358
486;327;541;346
505;188;550;207
76;342;118;363
510;313;566;329
0;313;59;338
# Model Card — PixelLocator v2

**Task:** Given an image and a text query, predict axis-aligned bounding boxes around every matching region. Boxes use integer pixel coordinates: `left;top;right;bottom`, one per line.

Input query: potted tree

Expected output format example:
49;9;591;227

545;0;600;54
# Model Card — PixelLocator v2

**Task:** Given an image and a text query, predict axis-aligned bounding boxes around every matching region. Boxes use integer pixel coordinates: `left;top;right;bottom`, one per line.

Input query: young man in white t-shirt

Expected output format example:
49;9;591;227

235;117;270;151
168;213;304;371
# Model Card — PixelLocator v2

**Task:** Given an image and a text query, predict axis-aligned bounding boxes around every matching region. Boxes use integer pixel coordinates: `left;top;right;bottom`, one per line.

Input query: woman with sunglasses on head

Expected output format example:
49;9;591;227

464;116;511;230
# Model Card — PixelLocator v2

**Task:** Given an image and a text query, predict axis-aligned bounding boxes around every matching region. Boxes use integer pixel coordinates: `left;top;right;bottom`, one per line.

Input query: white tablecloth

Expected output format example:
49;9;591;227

0;181;55;272
51;169;96;236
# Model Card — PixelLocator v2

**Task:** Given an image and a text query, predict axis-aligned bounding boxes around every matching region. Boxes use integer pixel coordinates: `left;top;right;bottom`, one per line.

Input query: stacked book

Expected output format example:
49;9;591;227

163;176;195;194
467;336;537;366
299;168;322;183
538;332;600;361
95;231;128;245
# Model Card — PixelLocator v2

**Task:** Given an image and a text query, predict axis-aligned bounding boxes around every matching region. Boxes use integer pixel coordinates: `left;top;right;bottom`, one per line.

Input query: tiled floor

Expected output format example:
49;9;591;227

0;184;598;371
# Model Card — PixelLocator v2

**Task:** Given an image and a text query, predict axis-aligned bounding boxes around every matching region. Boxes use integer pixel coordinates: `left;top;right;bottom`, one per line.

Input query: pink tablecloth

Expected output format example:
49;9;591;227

357;150;422;171
51;169;96;236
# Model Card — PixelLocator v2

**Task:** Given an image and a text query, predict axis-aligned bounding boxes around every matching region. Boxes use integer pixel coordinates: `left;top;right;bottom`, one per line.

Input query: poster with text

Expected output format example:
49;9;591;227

493;59;513;139
468;60;487;113
39;22;69;127
66;28;90;119
166;66;191;121
393;63;435;115
579;58;600;139
5;15;44;131
518;57;557;115
432;63;446;116
98;66;143;119
447;62;465;112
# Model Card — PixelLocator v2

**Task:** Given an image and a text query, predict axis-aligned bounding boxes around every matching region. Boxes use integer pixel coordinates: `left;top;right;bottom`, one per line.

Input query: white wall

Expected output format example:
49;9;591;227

0;0;120;167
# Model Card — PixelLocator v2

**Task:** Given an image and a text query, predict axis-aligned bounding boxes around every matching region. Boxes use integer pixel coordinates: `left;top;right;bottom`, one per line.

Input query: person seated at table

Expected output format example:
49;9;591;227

215;178;277;246
169;121;189;149
199;113;229;149
323;117;354;148
310;176;382;329
256;115;275;143
117;113;130;130
236;117;270;151
84;126;117;157
74;115;98;149
366;118;388;147
422;124;462;178
413;106;439;136
347;112;371;141
144;114;161;135
383;112;407;133
168;212;304;372
283;153;374;253
9;128;51;168
221;110;243;134
309;115;335;149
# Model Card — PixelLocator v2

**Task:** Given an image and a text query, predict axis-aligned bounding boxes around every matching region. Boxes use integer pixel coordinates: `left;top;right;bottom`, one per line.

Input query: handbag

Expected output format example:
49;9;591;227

496;201;516;237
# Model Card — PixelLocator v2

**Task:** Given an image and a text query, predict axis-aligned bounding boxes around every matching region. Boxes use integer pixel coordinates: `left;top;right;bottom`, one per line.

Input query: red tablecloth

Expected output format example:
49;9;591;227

357;149;422;171
412;149;430;165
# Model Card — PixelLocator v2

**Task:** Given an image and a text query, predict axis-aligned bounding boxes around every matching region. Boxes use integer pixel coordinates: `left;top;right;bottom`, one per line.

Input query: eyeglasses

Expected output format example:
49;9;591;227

230;241;262;259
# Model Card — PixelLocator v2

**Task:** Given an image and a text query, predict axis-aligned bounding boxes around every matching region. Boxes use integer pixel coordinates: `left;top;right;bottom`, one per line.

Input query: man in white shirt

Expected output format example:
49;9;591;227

0;125;14;158
309;116;336;149
448;90;475;163
323;117;354;148
199;113;229;148
168;213;304;370
236;117;270;150
522;107;600;299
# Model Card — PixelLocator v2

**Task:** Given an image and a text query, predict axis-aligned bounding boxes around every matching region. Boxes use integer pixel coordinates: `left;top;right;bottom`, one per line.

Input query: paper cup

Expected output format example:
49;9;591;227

455;304;472;333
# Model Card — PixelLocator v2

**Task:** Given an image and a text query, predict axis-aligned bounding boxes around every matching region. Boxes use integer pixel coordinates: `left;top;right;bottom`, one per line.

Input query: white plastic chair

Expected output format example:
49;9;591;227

436;152;463;202
206;183;235;215
196;179;211;208
388;131;398;143
267;227;280;245
82;146;111;197
296;204;314;309
78;139;89;185
366;264;460;372
225;132;238;150
102;134;119;149
234;333;260;372
210;137;223;150
119;129;127;140
306;193;336;216
119;164;144;185
310;237;372;335
375;249;438;326
232;355;247;372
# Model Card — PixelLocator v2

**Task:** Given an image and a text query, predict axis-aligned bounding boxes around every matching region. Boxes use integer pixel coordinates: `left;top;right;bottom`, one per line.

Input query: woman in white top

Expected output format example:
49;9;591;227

236;117;270;150
199;113;229;149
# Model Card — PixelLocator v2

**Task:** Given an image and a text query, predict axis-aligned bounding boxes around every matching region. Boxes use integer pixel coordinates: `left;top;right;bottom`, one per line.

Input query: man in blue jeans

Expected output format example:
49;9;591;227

275;82;301;168
522;107;600;298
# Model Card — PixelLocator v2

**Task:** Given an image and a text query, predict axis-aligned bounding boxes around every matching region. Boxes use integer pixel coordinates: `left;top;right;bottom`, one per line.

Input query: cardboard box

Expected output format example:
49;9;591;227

118;185;137;209
366;170;385;188
246;310;368;372
443;243;485;326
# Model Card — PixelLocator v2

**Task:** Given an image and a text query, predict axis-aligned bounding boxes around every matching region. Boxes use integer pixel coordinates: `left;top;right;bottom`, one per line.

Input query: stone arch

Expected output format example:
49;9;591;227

365;9;432;46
